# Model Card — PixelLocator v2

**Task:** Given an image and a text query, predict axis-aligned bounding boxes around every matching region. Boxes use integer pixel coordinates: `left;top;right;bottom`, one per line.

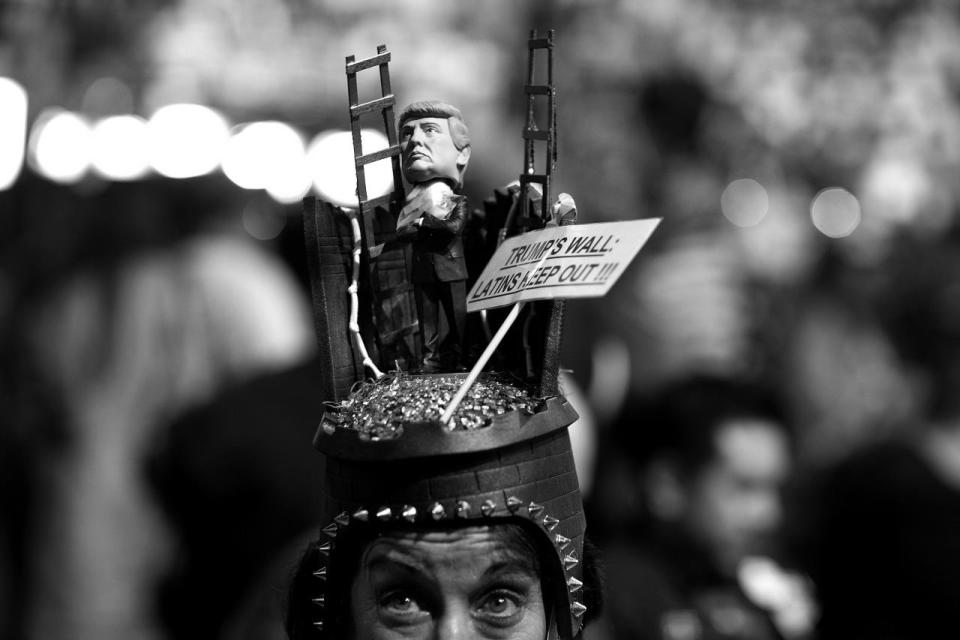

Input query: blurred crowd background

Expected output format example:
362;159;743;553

4;0;960;639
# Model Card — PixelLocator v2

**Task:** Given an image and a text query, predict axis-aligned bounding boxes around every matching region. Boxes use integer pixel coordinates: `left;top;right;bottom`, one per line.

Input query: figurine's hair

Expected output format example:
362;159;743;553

398;100;471;150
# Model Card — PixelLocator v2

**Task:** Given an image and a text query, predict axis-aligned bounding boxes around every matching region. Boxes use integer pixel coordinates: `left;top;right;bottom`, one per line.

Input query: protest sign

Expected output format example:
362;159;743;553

466;218;661;312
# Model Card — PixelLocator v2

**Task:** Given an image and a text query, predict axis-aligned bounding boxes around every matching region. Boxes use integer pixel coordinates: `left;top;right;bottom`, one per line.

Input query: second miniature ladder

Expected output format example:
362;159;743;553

521;29;567;397
519;29;557;228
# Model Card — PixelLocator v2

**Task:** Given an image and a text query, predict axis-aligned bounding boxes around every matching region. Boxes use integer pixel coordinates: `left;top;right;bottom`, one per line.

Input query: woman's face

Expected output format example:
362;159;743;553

349;526;547;640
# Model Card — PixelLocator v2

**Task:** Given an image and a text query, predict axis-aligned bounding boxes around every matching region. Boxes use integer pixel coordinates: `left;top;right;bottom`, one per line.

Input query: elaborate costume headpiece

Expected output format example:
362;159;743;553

310;378;587;637
301;30;590;638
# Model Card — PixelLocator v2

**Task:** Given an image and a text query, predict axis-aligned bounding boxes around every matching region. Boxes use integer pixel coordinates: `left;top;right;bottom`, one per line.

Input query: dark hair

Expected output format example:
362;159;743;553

872;237;960;420
285;520;602;639
614;374;788;476
398;100;471;151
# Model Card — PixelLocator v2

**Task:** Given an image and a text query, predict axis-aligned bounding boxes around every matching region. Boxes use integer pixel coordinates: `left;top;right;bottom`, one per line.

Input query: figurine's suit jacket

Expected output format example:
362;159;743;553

410;197;468;284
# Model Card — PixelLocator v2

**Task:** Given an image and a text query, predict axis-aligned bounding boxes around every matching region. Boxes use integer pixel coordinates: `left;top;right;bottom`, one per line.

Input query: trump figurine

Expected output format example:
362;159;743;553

396;100;472;372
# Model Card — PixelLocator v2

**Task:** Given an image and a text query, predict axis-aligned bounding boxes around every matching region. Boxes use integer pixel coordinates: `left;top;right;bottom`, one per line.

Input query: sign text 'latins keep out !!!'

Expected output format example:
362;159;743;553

466;219;661;313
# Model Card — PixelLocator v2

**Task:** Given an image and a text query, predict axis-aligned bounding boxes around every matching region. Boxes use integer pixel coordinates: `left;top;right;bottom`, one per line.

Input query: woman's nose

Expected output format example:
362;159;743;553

434;607;474;640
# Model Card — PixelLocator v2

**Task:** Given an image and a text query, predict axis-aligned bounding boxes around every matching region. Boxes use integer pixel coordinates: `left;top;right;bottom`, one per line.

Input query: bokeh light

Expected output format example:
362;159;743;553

859;153;934;229
738;184;818;283
307;129;393;208
90;115;151;181
241;199;288;241
28;108;93;184
222;121;311;203
810;187;861;238
146;103;229;179
266;167;312;204
0;77;28;190
721;178;769;227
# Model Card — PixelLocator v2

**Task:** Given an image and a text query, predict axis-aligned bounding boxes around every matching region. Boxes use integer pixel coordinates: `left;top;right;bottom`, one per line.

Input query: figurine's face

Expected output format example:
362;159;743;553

348;526;547;640
400;116;470;186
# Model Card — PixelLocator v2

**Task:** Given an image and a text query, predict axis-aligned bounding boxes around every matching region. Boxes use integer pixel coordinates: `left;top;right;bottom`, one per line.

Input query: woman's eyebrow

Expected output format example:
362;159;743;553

363;545;429;575
482;559;538;580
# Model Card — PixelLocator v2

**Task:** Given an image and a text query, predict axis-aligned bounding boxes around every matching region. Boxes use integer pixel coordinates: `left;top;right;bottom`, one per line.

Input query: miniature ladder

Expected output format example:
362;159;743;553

519;29;566;396
519;29;557;228
488;27;560;322
345;44;406;252
344;45;412;375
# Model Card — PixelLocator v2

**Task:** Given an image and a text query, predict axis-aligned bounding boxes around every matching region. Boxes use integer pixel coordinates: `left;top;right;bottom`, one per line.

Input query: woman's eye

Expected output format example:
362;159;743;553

380;591;426;619
476;590;523;623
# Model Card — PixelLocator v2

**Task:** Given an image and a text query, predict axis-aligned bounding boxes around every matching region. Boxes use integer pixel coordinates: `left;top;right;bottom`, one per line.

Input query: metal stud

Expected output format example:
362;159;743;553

334;511;351;527
563;552;579;571
567;576;583;593
506;496;524;513
555;534;571;550
455;500;471;518
402;505;417;522
481;500;497;517
312;566;328;579
312;595;326;607
543;515;560;531
322;523;339;538
570;601;587;618
430;502;446;520
528;502;544;517
352;508;370;522
317;541;332;556
376;506;392;521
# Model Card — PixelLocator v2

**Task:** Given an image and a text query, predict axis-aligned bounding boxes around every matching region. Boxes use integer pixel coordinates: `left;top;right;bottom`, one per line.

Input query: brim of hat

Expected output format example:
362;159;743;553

315;395;578;461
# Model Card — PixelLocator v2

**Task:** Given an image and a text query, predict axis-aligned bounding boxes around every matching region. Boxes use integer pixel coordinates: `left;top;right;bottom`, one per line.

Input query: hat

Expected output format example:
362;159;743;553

306;371;588;637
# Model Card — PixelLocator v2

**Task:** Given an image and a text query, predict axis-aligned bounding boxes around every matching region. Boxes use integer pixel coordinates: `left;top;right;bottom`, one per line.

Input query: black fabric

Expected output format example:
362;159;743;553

406;197;468;370
810;439;960;640
409;197;468;284
602;529;782;640
147;359;329;640
414;278;466;369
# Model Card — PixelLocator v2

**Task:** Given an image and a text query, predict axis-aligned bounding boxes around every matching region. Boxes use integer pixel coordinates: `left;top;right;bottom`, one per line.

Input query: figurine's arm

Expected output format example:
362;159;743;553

419;196;466;236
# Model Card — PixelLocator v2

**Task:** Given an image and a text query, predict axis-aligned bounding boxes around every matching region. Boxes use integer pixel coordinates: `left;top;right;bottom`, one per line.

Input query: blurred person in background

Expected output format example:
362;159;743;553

146;356;329;640
6;175;315;640
806;234;960;640
590;375;815;640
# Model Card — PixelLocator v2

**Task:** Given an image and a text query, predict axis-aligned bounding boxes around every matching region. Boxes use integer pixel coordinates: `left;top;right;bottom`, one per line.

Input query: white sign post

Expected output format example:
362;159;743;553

440;218;661;425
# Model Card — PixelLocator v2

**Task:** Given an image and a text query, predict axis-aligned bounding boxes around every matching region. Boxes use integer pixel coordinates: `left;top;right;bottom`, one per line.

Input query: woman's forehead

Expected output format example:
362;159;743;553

361;525;536;572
